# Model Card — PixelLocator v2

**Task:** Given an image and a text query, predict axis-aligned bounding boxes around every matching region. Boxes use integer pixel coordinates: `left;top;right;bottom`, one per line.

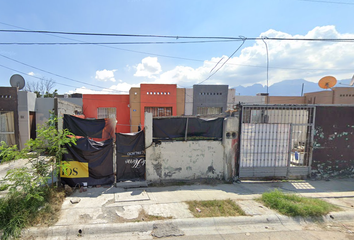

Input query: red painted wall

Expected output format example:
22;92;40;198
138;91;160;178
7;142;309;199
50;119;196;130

83;94;130;133
140;84;177;126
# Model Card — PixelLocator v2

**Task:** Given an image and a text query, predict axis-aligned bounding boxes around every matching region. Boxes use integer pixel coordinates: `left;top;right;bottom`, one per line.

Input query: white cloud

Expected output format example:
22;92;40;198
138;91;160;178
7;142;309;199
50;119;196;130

95;69;116;82
134;57;162;78
68;82;139;95
70;26;354;94
148;25;354;88
28;72;35;76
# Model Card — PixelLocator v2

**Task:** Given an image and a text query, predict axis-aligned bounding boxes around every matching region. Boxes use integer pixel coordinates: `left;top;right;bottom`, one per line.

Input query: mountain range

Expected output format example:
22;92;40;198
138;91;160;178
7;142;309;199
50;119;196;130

235;79;352;96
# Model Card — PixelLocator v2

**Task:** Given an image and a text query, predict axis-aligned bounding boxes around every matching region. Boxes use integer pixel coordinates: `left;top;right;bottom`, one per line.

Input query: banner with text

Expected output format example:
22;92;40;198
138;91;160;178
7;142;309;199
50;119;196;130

61;137;114;187
116;131;145;181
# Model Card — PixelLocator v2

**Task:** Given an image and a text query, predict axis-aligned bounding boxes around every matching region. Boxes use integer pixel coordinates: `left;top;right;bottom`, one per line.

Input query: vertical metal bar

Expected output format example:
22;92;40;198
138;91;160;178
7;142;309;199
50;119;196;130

287;124;293;178
185;117;189;141
308;106;316;173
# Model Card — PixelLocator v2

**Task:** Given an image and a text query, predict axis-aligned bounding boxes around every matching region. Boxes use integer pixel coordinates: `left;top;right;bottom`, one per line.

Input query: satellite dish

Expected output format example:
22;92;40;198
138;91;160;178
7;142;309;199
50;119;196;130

350;74;354;86
10;74;25;90
318;76;337;89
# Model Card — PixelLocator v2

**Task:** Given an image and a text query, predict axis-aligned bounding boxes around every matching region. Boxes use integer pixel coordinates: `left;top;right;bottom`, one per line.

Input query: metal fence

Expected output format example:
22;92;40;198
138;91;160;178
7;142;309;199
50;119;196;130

239;105;315;178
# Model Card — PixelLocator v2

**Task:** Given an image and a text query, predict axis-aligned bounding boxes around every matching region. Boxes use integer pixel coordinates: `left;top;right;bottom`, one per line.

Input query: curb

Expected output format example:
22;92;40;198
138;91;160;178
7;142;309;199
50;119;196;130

22;211;354;239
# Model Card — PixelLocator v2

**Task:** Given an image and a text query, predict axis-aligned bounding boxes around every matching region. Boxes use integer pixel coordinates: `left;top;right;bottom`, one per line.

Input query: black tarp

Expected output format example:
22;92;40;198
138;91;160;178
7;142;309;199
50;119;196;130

61;137;114;187
153;117;223;140
63;114;105;138
116;131;145;181
153;118;187;139
187;118;223;139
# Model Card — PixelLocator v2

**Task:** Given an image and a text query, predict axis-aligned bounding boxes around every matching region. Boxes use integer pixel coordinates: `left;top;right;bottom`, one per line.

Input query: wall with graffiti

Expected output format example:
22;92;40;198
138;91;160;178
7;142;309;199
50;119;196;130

312;106;354;178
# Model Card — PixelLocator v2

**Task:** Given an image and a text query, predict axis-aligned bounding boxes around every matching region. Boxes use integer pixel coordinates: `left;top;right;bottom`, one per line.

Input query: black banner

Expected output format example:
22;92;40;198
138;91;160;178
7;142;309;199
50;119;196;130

153;117;223;140
153;118;187;139
187;117;223;139
116;131;145;181
61;137;114;187
63;114;105;138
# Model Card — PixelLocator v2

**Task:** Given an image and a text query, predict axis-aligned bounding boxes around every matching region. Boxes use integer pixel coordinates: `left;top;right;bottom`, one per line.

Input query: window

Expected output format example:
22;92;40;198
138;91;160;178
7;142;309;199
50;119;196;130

0;111;15;146
97;107;116;119
197;107;222;115
145;107;172;117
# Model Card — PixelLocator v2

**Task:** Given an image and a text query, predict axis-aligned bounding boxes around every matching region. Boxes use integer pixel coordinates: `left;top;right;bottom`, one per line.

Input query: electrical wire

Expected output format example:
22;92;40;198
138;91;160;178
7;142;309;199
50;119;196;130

196;38;246;85
0;40;240;45
1;22;354;72
0;53;124;92
2;29;354;42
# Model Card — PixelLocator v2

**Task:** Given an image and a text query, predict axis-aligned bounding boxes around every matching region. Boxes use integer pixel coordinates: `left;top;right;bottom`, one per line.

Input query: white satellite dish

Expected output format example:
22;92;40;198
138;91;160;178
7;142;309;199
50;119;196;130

10;74;25;90
350;74;354;86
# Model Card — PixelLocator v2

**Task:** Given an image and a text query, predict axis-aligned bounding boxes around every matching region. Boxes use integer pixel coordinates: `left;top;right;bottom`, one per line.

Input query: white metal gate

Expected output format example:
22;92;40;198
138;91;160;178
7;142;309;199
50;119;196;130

239;105;315;178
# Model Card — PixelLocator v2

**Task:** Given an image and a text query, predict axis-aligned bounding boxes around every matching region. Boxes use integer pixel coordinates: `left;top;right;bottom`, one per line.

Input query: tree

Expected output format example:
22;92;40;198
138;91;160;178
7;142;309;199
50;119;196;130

0;114;76;239
24;78;57;98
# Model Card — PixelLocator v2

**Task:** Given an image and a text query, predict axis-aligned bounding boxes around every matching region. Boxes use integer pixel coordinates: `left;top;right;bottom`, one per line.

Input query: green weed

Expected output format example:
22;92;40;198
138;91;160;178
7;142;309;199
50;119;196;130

259;189;340;217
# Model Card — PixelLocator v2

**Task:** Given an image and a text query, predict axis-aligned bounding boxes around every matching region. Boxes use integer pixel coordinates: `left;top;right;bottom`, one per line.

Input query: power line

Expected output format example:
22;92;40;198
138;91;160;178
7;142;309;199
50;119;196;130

1;22;354;72
0;40;240;45
196;39;246;85
0;53;123;92
0;63;80;89
2;29;354;42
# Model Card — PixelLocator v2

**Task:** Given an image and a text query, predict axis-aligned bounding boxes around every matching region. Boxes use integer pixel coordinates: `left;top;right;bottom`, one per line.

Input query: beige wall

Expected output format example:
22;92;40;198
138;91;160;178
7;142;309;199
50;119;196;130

129;88;141;132
268;96;306;104
305;91;333;104
333;88;354;104
305;87;354;104
176;88;185;116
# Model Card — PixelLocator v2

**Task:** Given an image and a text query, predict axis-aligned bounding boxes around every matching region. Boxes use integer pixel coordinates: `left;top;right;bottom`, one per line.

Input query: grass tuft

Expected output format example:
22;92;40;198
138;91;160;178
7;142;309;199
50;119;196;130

0;187;65;239
0;184;9;192
259;189;340;217
186;199;245;218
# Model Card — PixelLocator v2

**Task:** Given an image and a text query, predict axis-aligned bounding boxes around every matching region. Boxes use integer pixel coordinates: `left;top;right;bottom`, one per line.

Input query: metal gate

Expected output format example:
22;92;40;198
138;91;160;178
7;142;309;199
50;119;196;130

239;105;315;178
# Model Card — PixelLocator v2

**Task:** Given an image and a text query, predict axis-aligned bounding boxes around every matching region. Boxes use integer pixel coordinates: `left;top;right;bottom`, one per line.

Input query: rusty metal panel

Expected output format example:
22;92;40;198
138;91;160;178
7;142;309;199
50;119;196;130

312;106;354;178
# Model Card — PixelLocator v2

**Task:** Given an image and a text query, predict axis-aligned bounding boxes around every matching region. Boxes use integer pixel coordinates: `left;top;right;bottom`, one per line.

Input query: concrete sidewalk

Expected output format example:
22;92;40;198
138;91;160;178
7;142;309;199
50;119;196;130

21;178;354;239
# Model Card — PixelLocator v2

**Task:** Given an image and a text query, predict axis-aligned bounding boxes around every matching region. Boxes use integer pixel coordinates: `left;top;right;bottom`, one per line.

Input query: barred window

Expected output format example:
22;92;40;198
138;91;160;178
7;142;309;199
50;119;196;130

197;107;222;115
97;107;116;119
145;107;172;117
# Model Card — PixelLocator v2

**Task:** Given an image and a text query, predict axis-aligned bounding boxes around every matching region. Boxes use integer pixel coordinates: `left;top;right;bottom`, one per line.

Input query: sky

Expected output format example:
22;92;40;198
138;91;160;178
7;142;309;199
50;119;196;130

0;0;354;95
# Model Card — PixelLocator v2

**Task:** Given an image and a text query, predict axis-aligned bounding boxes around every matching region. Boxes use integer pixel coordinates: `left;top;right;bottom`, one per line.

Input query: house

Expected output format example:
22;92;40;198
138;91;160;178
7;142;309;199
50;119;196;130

0;87;19;147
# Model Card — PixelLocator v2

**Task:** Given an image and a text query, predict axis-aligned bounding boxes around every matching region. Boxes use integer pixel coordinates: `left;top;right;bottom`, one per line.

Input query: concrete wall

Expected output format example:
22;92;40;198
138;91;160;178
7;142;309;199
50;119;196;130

144;112;238;182
234;96;266;104
222;115;239;181
35;98;55;126
184;88;193;116
193;85;228;115
129;87;141;132
305;87;354;105
227;89;236;111
332;87;354;104
176;88;185;116
56;98;82;131
268;96;306;104
18;91;36;149
59;97;83;107
305;91;333;104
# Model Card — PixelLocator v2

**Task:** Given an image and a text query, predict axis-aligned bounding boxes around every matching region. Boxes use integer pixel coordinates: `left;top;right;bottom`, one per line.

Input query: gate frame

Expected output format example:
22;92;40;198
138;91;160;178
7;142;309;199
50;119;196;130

238;104;316;179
